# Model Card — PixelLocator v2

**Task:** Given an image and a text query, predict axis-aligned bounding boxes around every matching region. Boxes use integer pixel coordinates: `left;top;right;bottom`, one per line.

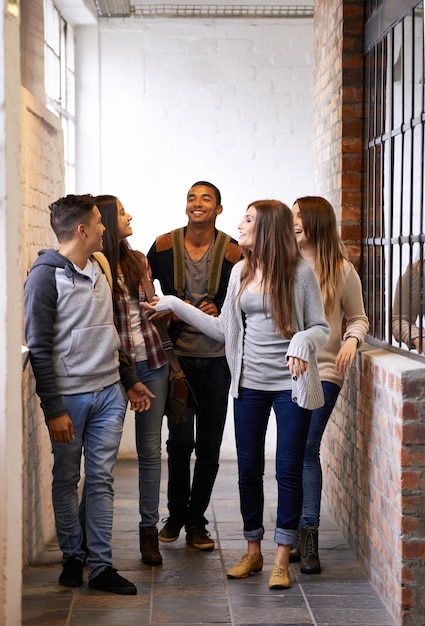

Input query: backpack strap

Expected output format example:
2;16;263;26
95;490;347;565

207;230;231;302
170;228;231;302
92;251;113;291
170;227;186;299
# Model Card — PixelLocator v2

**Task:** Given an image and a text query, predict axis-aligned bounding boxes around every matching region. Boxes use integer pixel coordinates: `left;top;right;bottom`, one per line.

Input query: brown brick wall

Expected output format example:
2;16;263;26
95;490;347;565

314;2;425;624
322;350;425;626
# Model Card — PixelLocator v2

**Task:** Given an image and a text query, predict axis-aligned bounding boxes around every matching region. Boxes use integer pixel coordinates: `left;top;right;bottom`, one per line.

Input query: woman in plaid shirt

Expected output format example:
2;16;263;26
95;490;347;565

95;195;168;568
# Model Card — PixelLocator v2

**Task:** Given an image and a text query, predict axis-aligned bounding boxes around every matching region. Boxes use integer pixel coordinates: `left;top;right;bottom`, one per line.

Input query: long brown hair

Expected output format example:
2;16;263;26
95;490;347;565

294;196;347;314
94;195;144;298
239;199;300;338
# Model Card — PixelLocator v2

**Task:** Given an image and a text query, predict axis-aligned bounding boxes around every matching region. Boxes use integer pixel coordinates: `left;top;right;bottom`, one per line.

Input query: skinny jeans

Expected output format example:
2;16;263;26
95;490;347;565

234;387;312;547
135;361;169;528
299;380;341;528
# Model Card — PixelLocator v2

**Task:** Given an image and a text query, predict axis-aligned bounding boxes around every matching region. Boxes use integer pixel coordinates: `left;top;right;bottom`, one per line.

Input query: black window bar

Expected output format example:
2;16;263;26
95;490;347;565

363;0;424;359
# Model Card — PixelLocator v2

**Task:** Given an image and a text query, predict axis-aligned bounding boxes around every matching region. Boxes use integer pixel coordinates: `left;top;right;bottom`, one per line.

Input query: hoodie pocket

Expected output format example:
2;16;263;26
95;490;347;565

62;325;120;376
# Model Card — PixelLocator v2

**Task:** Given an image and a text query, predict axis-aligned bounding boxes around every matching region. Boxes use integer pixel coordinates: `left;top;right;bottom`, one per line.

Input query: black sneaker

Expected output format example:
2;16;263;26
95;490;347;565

59;557;84;587
88;566;137;595
186;526;215;550
158;517;183;543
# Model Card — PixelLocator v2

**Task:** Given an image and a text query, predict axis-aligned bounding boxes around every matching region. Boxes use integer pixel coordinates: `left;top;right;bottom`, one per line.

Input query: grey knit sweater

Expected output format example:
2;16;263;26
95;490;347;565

154;260;330;409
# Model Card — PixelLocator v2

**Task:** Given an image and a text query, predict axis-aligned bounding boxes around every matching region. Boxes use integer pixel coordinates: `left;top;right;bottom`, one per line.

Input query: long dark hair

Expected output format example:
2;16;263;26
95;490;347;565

294;196;347;315
95;195;144;298
239;199;301;338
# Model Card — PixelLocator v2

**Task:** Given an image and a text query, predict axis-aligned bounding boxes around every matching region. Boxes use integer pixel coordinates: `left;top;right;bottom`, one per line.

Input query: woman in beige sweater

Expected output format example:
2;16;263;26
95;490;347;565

291;196;369;574
392;259;424;353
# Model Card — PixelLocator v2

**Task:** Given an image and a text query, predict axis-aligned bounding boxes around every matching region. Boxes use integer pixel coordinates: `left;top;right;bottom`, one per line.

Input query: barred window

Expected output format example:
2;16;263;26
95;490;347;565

44;0;76;192
363;0;424;358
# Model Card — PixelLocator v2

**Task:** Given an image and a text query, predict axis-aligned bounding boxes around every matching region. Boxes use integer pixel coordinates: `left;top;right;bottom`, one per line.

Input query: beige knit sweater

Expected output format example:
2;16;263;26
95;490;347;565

317;259;369;387
392;262;423;349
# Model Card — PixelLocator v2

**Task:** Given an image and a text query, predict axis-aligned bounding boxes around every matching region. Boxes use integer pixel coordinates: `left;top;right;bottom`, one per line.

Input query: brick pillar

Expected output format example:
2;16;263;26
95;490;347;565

314;0;364;267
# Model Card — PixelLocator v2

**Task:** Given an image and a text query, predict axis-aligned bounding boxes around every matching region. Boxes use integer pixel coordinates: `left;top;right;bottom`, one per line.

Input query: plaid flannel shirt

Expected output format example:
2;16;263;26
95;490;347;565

114;254;167;371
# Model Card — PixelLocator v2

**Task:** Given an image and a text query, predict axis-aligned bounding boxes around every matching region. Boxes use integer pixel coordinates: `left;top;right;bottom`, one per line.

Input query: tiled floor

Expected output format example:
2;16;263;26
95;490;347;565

22;458;397;625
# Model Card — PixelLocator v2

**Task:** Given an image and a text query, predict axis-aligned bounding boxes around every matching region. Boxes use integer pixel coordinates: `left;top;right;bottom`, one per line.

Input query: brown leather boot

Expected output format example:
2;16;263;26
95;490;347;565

289;529;301;563
140;527;162;566
300;526;321;574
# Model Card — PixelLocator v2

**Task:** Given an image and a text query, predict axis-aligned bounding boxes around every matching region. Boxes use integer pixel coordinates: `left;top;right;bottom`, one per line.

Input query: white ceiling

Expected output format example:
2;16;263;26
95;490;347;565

56;1;314;24
53;0;97;25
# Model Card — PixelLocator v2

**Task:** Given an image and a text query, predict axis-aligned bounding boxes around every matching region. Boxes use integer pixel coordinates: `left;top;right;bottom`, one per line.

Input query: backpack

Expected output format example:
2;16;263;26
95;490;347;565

170;227;231;302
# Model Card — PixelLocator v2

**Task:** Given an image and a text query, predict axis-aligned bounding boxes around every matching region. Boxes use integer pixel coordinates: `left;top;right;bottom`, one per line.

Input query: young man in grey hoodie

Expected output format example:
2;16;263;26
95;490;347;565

24;194;153;595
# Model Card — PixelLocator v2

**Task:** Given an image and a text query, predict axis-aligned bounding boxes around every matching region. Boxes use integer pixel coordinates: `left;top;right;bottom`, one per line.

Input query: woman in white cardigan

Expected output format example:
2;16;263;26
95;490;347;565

145;200;329;589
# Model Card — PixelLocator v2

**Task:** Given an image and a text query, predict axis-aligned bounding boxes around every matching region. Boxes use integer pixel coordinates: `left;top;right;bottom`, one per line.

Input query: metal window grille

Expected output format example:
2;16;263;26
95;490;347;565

363;0;424;358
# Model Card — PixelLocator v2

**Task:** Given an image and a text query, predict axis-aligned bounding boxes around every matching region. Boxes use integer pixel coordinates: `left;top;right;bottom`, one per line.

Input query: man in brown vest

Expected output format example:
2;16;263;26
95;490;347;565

147;181;241;550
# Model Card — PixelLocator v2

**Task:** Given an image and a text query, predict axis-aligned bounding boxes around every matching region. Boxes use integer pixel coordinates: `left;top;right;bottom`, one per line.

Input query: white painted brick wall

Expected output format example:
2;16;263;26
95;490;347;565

78;18;314;250
21;88;64;564
77;17;314;458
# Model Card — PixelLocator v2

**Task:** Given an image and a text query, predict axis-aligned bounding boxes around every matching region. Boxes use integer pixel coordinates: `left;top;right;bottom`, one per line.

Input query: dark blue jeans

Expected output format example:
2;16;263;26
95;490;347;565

299;380;341;528
234;387;312;547
166;356;231;529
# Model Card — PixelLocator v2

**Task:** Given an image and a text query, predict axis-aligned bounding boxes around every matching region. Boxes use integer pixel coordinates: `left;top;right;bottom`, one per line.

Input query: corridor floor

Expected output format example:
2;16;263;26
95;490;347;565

22;458;396;626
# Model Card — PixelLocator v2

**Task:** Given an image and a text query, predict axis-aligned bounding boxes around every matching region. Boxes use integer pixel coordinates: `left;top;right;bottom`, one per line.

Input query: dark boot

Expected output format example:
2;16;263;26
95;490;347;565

300;526;321;574
81;531;89;564
289;529;301;563
139;527;162;566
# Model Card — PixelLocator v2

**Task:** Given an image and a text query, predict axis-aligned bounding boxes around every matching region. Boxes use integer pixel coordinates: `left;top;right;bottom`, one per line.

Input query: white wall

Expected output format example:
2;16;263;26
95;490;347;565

21;88;65;563
76;14;314;458
0;1;23;623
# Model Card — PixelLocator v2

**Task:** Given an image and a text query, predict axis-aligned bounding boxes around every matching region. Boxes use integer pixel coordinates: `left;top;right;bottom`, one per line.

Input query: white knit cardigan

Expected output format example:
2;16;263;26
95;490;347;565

155;260;330;410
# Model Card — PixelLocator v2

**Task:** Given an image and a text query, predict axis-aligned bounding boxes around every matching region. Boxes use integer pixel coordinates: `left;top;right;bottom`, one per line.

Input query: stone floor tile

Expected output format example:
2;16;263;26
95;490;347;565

21;458;398;626
231;606;313;624
69;609;151;625
312;607;396;625
152;592;231;623
22;609;71;625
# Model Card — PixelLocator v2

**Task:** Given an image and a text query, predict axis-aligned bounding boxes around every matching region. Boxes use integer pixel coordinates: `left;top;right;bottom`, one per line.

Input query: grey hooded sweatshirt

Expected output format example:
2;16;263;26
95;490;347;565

24;249;122;422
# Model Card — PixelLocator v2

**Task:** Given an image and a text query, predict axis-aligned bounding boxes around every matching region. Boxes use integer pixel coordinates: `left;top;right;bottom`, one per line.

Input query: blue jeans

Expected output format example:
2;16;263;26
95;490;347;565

53;382;126;578
135;361;169;528
299;380;341;528
166;356;230;529
234;387;312;547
